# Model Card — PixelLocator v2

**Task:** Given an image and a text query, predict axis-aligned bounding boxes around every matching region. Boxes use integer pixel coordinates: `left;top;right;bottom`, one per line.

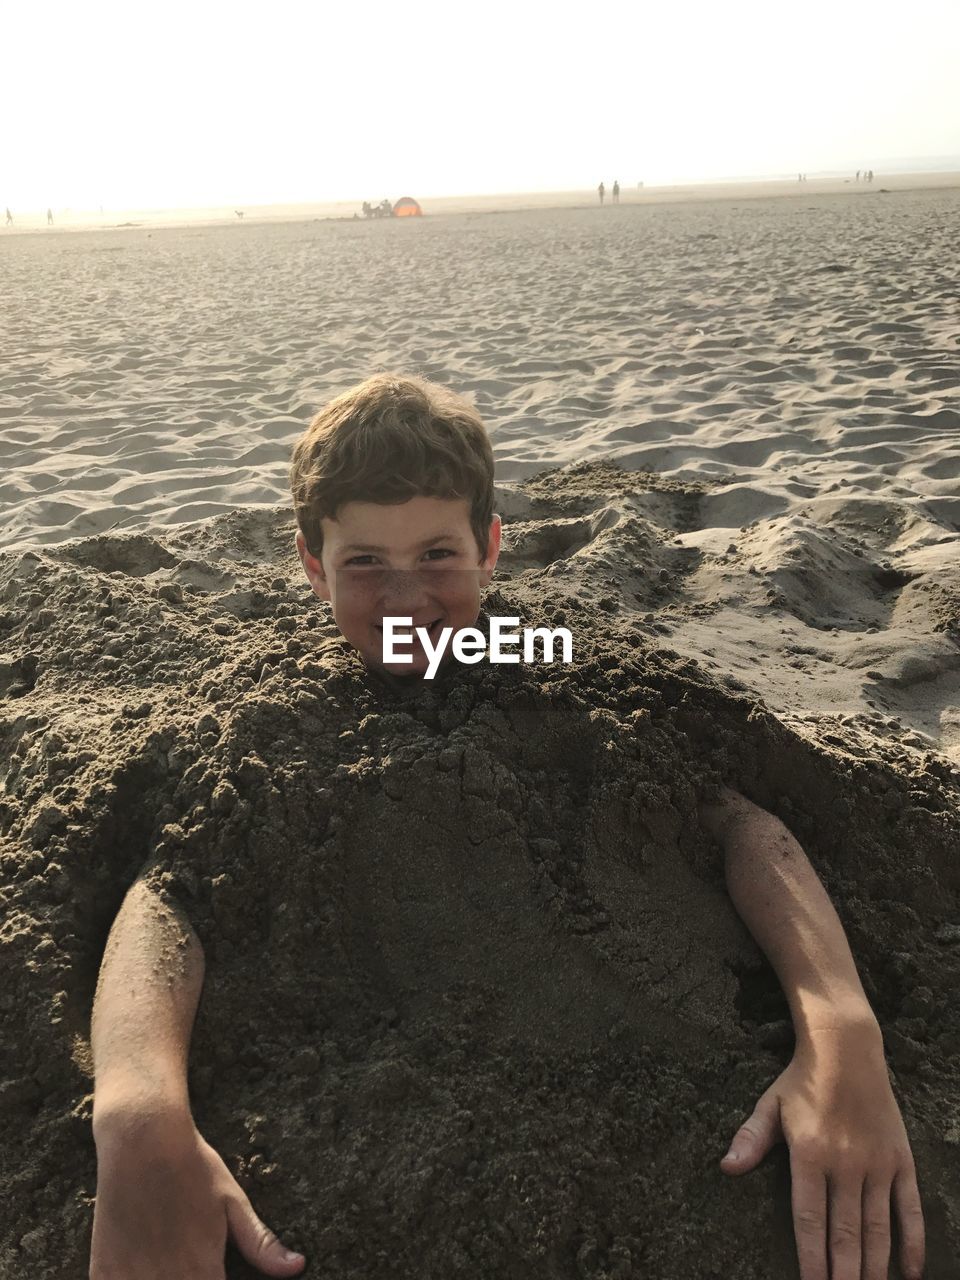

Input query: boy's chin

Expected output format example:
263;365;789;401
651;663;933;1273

361;653;449;680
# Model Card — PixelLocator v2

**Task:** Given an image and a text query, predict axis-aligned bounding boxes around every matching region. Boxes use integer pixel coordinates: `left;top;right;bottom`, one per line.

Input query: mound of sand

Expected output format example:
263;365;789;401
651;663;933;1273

2;471;960;1276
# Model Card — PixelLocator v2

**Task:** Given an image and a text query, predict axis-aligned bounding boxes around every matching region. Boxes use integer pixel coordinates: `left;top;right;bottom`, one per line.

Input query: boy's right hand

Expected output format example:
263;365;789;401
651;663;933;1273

90;1107;306;1280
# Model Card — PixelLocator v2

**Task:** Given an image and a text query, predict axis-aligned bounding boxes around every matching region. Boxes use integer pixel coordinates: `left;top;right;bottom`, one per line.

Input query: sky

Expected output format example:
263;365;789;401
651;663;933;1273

3;0;959;211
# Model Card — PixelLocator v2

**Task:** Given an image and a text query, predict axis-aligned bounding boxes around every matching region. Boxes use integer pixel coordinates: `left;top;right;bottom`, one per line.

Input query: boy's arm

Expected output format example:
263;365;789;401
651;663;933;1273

91;876;202;1132
699;788;925;1280
697;788;874;1039
89;877;305;1279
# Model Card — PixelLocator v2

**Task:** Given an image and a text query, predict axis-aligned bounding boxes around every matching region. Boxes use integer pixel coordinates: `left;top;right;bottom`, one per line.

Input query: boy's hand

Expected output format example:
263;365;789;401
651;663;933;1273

91;1108;306;1280
720;1023;925;1280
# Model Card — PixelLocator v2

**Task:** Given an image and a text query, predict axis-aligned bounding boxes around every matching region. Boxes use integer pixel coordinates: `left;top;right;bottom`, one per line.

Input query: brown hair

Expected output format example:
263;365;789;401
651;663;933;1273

289;372;495;561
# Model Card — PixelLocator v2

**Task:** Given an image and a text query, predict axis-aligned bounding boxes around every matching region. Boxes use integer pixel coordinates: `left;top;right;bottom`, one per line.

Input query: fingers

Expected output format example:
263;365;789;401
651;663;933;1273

721;1088;783;1174
893;1162;926;1280
827;1176;862;1280
861;1173;891;1280
790;1159;828;1280
791;1159;924;1280
225;1195;305;1277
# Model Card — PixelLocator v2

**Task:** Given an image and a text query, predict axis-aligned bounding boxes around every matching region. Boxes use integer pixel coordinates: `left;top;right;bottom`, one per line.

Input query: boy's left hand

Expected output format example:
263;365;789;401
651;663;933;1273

720;1024;925;1280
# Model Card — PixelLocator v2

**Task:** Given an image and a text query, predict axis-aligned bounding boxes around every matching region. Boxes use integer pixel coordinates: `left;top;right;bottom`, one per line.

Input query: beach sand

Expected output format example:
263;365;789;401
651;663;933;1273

2;185;959;1276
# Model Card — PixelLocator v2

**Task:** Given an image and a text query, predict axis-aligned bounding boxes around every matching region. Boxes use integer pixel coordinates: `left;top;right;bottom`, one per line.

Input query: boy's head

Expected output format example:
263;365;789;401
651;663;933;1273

290;373;501;678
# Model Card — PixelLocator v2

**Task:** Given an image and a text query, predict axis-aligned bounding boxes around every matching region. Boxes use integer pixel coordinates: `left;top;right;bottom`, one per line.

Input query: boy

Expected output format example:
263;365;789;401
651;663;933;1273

89;373;925;1280
289;372;502;682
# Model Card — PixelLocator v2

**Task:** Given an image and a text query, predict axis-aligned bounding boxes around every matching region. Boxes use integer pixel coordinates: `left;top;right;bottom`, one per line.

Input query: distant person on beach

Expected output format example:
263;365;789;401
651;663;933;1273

612;179;620;204
235;210;244;220
598;181;605;205
361;200;392;219
856;169;860;182
4;207;11;226
46;208;53;226
88;370;927;1280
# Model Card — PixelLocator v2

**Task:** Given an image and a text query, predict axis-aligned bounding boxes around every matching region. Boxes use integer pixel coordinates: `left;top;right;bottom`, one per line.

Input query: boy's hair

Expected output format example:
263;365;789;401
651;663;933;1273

290;372;495;561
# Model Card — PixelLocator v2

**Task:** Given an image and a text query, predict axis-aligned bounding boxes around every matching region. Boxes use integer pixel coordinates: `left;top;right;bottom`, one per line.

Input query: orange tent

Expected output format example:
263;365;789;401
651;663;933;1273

392;196;423;217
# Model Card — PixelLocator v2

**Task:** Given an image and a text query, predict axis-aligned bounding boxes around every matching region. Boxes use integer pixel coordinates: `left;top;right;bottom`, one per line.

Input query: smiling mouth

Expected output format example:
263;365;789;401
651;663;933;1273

377;617;444;642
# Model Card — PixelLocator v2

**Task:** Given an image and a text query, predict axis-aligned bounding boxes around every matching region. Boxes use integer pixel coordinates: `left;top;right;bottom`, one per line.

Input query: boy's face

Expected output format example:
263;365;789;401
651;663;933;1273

296;495;501;678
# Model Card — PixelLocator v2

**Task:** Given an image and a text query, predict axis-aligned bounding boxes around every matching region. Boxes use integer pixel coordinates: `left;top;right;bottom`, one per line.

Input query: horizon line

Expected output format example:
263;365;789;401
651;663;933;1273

5;155;960;217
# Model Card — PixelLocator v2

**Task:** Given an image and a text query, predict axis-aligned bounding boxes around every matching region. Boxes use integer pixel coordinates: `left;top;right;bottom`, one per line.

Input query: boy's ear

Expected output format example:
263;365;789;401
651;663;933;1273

478;513;502;587
295;529;332;602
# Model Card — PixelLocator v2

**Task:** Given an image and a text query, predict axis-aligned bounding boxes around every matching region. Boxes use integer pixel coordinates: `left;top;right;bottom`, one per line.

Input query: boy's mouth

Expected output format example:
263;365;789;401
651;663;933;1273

376;617;444;643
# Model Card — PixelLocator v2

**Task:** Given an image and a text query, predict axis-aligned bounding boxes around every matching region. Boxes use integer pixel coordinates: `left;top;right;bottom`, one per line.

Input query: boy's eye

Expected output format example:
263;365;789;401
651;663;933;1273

343;545;455;565
345;549;454;566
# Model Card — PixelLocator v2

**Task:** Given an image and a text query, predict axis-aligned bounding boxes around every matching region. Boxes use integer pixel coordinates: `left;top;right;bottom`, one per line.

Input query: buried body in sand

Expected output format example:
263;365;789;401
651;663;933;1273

79;376;936;1280
67;375;940;1280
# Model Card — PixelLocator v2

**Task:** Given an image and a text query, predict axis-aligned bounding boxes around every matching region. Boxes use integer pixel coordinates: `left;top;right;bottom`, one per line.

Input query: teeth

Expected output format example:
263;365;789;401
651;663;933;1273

377;619;441;634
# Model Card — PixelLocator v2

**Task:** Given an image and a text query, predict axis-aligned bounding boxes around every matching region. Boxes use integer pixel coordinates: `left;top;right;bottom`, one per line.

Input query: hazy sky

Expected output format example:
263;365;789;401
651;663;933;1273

5;0;958;210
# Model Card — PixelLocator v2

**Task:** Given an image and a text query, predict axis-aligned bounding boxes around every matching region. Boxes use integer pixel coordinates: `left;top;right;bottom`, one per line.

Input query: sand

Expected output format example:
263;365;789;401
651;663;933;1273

1;185;960;1276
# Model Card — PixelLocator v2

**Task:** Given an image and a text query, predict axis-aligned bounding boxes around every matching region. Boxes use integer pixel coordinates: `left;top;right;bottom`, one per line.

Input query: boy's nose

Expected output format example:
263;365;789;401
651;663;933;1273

380;569;431;607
